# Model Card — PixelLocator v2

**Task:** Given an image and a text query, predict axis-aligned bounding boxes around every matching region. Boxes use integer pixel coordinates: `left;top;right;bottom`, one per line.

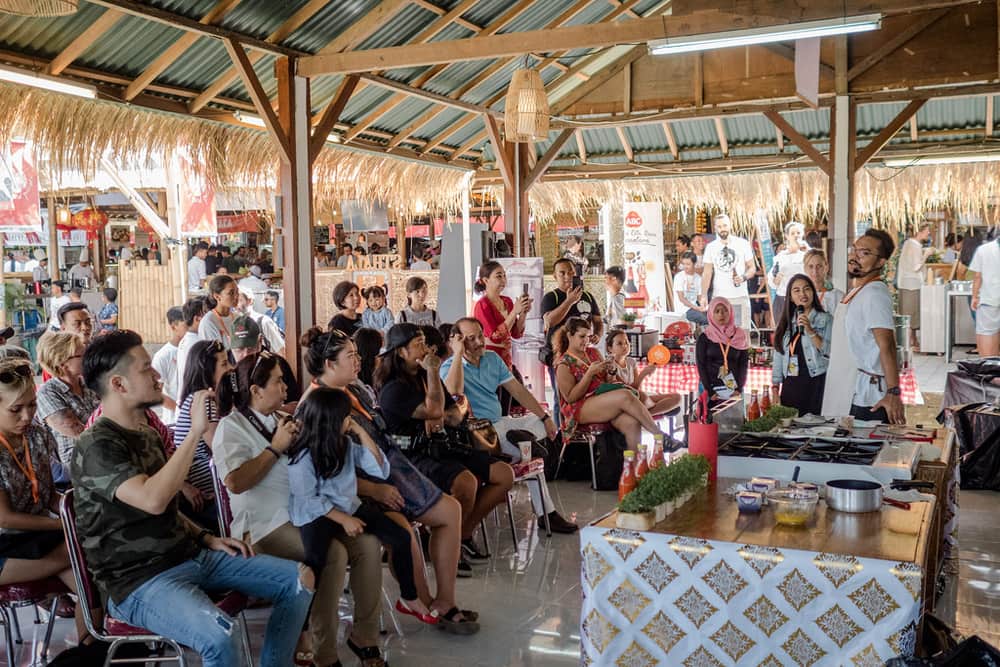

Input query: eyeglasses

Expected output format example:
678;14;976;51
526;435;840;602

0;364;32;384
322;329;349;358
847;246;880;259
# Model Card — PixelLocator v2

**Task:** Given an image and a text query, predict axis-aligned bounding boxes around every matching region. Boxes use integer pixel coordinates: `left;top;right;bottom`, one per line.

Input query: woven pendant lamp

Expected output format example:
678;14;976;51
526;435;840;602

504;67;549;143
0;0;77;16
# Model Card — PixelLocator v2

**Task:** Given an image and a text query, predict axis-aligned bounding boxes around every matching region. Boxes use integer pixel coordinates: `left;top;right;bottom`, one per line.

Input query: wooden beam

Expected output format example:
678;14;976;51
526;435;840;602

663;121;679;159
763;109;831;175
693;53;704;107
360;74;502;118
714;117;729;157
616;126;635;161
763;42;835;79
483;114;514;191
49;8;123;75
300;2;977;76
576;129;587;164
551;45;648;114
309;74;359;163
525;128;575;189
847;9;949;81
988;95;995;137
856;98;927;167
223;39;291;163
623;61;632;114
124;0;244;100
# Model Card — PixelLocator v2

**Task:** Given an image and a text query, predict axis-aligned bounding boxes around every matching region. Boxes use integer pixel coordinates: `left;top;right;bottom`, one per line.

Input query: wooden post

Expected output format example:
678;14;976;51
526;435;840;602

275;57;314;378
46;195;59;280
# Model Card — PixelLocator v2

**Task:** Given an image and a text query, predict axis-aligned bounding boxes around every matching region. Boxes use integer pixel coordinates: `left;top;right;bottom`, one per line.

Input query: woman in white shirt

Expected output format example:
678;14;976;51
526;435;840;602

198;275;239;349
212;352;385;667
768;221;810;317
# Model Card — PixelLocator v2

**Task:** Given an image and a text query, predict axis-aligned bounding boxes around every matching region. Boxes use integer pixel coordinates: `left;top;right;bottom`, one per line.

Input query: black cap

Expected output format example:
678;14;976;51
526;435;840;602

0;327;13;340
379;323;422;357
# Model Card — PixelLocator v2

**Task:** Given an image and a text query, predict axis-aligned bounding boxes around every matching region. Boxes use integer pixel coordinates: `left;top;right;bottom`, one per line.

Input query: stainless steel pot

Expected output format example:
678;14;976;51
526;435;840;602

825;479;936;513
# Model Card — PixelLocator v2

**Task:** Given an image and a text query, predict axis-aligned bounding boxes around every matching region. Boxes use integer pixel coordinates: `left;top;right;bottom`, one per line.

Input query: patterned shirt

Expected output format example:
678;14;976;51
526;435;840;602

36;377;100;466
0;423;57;536
97;303;118;332
71;417;198;605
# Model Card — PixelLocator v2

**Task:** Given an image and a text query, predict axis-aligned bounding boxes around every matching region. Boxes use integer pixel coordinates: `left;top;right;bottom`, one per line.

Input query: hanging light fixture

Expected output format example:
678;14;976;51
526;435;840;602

0;0;78;17
504;59;549;143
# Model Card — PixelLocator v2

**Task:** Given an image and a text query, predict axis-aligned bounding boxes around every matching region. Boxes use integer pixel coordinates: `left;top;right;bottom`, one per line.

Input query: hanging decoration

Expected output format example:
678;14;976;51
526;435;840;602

0;0;77;16
504;62;549;143
63;207;107;239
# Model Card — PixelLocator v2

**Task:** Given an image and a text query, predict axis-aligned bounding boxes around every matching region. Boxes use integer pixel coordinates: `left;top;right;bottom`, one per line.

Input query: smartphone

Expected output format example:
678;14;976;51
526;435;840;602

572;276;583;290
522;283;530;297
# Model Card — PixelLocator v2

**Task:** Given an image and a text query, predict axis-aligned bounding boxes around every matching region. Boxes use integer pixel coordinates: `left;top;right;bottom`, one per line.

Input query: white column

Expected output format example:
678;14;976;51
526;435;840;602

292;74;315;334
461;171;473;315
831;94;852;292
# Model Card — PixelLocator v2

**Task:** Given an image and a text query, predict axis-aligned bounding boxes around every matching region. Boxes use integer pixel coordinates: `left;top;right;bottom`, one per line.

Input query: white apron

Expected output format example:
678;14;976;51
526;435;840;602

821;301;859;416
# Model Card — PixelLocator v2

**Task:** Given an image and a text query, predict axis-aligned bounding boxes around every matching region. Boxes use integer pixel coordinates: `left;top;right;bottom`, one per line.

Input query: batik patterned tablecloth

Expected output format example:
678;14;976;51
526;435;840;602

636;362;922;405
580;526;923;666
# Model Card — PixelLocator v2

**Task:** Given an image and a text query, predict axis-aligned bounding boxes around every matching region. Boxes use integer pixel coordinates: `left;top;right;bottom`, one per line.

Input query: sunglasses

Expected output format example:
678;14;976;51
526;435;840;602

0;364;32;385
251;350;274;379
322;329;349;358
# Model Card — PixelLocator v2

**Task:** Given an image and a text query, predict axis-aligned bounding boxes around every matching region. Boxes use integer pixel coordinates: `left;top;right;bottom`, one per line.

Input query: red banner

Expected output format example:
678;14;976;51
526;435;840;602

217;211;259;234
171;148;216;237
0;141;40;232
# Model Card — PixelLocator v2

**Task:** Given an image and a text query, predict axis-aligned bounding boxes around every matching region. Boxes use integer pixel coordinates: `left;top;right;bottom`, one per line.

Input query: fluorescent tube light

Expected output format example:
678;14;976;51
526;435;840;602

0;64;95;98
884;153;1000;167
648;14;881;56
234;112;267;128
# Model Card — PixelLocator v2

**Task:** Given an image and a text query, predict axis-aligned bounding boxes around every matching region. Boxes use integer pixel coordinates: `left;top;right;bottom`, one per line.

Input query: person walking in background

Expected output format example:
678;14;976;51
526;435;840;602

896;222;933;351
47;280;70;331
187;242;209;292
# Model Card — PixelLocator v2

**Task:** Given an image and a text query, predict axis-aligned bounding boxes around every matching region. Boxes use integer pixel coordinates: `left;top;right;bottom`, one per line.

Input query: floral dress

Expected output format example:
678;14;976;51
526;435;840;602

556;348;606;437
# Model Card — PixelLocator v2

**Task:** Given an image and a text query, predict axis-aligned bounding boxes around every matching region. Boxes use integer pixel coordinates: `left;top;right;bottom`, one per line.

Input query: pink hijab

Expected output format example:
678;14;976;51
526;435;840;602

704;297;749;350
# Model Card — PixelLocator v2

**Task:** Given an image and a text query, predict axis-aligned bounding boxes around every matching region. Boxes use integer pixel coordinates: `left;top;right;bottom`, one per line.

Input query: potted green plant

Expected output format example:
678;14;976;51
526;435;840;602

616;454;711;529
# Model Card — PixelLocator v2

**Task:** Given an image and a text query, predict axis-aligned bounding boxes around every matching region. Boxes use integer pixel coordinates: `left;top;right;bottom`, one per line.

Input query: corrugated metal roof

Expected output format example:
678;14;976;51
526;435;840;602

283;0;383;53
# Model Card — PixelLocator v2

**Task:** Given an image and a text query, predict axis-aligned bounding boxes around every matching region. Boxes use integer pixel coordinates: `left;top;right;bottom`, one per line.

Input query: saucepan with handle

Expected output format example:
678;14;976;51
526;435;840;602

825;479;934;513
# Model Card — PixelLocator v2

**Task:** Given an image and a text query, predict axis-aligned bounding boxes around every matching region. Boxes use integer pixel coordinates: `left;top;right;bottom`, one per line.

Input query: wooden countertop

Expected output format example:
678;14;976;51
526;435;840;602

595;478;933;564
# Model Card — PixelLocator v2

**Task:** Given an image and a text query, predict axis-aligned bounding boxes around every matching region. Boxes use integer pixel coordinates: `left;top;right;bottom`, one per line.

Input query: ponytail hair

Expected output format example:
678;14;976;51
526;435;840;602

301;326;352;378
474;260;502;294
361;285;386;302
216;352;281;416
555;317;592;358
205;274;236;309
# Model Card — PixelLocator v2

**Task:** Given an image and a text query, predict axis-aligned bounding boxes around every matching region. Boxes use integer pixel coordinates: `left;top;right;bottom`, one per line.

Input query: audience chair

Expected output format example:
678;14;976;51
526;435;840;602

554;422;611;490
60;490;251;667
0;576;68;667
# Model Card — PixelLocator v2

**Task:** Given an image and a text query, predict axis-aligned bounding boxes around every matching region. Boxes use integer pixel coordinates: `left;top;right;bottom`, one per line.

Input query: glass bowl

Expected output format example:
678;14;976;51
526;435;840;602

768;488;819;526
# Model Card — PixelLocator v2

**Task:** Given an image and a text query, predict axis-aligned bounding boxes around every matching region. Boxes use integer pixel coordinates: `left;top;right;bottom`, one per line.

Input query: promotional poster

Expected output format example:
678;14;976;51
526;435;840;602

0;141;40;232
621;200;667;314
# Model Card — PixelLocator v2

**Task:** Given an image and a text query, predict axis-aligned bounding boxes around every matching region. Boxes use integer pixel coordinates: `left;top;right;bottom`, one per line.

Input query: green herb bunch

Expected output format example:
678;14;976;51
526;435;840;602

739;404;799;432
617;454;711;514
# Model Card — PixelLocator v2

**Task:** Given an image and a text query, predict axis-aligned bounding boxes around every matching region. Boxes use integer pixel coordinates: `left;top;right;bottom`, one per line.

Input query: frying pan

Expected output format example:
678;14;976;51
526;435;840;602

825;479;934;513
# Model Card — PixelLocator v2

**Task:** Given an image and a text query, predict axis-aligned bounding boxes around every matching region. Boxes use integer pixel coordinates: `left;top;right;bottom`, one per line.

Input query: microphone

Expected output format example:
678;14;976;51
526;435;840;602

793;305;804;334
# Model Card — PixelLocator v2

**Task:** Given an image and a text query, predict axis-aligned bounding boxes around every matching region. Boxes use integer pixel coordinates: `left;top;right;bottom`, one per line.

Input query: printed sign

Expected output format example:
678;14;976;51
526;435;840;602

0;141;40;232
171;147;217;237
622;200;668;314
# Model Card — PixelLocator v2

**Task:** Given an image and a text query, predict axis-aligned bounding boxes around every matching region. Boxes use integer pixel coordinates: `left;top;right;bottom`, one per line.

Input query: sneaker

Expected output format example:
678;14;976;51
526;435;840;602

539;511;579;534
457;558;474;578
461;538;490;561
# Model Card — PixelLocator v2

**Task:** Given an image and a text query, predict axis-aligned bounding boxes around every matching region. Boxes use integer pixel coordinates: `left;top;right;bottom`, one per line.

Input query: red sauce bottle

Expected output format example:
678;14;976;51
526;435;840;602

619;451;637;501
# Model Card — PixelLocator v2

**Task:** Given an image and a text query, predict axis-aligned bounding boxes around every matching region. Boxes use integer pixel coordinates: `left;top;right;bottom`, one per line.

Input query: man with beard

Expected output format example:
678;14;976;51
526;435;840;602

823;229;904;424
700;215;755;329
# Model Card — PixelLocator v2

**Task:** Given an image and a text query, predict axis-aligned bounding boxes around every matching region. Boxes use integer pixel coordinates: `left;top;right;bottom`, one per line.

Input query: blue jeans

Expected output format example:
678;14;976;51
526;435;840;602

685;308;709;326
107;549;312;667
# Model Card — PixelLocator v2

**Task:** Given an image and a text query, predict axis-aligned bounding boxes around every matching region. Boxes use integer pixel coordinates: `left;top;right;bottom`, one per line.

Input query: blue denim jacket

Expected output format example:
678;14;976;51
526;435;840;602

771;308;832;382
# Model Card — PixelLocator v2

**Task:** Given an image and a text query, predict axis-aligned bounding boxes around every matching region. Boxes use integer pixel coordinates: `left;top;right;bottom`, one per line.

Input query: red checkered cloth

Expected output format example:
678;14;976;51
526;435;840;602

635;362;921;405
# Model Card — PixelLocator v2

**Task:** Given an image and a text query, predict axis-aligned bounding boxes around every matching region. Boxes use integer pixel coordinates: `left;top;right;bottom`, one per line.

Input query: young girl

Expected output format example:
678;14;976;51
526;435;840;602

606;329;680;415
695;297;750;405
97;287;118;333
360;285;394;333
772;275;831;416
287;388;438;625
396;276;439;327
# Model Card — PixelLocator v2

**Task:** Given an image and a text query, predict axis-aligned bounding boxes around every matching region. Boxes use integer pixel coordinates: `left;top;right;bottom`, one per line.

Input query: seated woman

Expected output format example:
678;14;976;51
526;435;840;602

174;340;230;531
35;331;100;487
0;357;100;645
353;327;383;388
555;317;667;450
772;274;832;416
375;324;512;567
213;352;387;667
696;297;750;405
605;329;680;415
300;327;478;630
328;281;363;337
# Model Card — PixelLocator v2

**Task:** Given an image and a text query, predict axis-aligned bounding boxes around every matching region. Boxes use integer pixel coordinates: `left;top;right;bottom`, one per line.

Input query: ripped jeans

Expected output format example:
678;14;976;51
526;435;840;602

107;549;312;667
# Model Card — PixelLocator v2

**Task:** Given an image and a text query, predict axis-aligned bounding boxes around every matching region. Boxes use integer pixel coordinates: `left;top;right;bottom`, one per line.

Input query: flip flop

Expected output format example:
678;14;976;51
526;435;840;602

436;607;480;635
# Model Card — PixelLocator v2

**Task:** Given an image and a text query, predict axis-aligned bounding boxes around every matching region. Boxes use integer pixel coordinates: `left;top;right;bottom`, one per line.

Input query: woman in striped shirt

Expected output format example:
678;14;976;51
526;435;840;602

174;339;233;531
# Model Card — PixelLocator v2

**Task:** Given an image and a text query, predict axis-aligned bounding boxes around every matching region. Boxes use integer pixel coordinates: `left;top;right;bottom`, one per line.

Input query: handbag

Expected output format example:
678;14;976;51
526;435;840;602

465;418;505;458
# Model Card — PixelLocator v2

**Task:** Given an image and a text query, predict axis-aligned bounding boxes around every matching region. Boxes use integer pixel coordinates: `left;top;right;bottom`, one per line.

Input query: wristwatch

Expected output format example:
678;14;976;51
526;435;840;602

885;386;901;396
541;414;553;423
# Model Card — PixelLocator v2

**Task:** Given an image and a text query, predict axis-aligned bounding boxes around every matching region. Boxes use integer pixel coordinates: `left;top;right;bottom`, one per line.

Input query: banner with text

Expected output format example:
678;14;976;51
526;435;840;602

0;141;41;232
622;200;667;314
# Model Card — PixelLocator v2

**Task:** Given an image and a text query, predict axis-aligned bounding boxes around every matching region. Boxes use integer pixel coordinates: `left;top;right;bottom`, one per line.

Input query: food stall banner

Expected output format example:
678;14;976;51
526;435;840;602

622;200;668;313
0;141;41;233
170;148;217;237
217;211;259;234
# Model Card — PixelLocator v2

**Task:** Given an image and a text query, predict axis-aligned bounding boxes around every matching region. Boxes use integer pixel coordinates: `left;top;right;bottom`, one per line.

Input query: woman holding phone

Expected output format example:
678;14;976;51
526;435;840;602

472;261;531;369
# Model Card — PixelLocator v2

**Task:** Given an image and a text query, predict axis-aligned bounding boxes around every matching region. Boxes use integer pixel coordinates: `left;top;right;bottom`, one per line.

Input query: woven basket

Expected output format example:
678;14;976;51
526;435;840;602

504;68;549;143
0;0;77;16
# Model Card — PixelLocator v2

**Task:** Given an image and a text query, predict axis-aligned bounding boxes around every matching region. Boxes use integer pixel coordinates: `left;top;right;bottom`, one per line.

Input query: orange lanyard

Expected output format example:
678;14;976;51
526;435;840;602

344;389;373;422
841;279;877;305
789;332;802;356
718;341;731;373
0;432;38;503
213;310;230;341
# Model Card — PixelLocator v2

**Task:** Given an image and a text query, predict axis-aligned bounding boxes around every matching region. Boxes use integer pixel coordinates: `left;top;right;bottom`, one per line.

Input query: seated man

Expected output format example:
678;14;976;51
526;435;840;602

442;318;577;534
72;330;312;666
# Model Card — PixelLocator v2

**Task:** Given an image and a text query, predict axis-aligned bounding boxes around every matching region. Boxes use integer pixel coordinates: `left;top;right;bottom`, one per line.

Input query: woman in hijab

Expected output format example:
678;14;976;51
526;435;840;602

695;297;750;405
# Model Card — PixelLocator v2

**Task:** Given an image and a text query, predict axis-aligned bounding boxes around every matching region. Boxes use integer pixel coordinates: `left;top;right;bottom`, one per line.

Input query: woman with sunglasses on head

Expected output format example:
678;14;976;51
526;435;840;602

173;340;231;531
0;357;102;646
301;327;478;632
36;331;99;486
198;274;239;349
771;275;832;416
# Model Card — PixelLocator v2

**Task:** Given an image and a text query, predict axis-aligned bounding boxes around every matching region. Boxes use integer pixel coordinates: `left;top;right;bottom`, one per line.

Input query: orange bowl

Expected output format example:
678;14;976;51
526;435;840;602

647;344;671;366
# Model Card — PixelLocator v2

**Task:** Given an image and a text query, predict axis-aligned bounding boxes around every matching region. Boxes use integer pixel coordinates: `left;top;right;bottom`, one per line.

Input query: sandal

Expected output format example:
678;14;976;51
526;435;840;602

347;638;387;667
436;607;481;635
394;599;439;625
294;651;314;666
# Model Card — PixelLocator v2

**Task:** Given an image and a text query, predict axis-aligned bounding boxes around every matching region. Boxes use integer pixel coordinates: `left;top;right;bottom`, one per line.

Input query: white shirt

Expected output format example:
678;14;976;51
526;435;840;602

247;309;285;355
212;410;290;544
32;265;49;282
119;247;133;262
239;275;269;293
818;287;844;317
897;238;927;291
673;271;701;312
704;236;754;299
152;342;180;424
187;256;207;291
969;240;1000;306
845;281;895;407
768;247;808;297
175;330;200;400
410;260;431;270
68;263;94;283
48;294;70;330
198;309;234;349
605;291;626;327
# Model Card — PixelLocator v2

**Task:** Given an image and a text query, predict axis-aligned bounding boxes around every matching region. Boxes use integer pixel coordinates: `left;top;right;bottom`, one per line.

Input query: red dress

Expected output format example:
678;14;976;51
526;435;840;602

473;295;523;368
556;347;606;437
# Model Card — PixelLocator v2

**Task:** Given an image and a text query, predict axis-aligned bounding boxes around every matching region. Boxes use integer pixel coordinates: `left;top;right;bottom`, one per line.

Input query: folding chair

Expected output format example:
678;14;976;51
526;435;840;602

0;576;68;667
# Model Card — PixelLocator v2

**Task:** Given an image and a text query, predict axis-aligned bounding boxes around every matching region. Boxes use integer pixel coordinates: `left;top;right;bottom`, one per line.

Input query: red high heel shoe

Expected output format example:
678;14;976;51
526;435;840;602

395;599;439;625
